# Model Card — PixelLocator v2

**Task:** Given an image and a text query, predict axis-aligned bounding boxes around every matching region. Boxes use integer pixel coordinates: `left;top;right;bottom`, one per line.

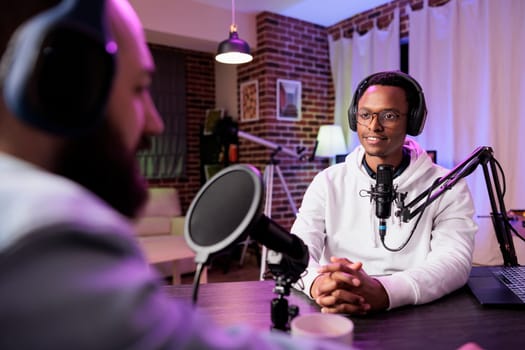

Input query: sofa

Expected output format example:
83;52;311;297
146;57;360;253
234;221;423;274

135;187;186;237
134;187;199;281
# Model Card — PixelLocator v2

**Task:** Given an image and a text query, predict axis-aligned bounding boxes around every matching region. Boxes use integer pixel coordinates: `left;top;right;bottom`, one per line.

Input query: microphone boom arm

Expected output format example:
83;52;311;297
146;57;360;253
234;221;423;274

396;146;518;266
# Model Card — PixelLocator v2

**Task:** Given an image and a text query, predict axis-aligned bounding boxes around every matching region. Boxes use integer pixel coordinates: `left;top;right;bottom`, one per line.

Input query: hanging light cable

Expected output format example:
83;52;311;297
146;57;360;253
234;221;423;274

215;0;253;64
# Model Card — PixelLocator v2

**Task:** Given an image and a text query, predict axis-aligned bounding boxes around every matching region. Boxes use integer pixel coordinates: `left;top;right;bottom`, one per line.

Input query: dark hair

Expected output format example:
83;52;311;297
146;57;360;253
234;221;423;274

348;71;428;136
358;71;419;115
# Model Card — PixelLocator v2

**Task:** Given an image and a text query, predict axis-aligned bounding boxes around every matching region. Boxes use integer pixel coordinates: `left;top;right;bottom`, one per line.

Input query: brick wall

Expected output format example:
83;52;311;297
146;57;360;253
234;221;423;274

146;0;452;230
237;12;333;230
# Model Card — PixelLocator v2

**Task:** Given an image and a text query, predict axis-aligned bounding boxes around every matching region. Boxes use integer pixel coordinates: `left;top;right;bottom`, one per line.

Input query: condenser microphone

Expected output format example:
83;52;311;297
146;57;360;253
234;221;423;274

374;164;394;239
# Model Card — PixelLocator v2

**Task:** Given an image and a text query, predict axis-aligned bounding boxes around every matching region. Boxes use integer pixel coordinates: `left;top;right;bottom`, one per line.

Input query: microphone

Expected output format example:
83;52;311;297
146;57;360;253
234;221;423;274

250;215;309;281
373;164;395;240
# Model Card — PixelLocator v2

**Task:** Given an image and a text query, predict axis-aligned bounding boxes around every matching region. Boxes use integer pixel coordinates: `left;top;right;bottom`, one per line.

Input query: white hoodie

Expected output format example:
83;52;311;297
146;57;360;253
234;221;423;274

291;138;478;309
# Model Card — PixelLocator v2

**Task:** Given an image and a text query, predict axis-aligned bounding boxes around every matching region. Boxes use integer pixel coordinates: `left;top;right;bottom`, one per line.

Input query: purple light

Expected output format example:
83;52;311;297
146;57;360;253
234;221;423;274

106;41;118;54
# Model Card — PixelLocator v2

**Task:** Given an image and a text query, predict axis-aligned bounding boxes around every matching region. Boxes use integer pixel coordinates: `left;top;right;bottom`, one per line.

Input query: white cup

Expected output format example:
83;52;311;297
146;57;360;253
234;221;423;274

290;313;354;345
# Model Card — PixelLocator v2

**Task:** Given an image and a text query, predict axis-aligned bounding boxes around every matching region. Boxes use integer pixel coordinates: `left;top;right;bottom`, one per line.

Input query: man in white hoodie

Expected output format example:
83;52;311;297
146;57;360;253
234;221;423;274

292;71;478;314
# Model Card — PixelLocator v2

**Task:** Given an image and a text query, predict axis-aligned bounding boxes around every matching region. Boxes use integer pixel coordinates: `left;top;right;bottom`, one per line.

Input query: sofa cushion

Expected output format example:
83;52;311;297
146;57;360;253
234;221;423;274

141;188;182;217
135;217;172;237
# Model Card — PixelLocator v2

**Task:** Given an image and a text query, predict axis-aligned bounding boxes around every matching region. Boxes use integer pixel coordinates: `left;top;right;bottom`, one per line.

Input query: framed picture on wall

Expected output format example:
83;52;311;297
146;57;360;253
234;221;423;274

276;79;301;121
240;80;259;122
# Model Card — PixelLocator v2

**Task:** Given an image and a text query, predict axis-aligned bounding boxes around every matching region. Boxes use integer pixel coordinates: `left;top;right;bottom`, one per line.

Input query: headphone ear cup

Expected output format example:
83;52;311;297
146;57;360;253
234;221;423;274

1;0;115;137
404;75;427;136
347;75;375;133
347;89;359;132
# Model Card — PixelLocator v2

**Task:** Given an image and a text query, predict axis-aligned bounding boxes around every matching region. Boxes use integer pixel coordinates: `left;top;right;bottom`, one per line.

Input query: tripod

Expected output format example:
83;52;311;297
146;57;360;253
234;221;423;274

258;154;298;280
235;130;304;274
237;156;299;276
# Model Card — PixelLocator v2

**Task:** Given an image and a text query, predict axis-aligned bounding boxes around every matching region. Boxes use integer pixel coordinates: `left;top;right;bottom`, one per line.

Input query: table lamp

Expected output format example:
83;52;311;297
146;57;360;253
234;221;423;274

315;125;348;165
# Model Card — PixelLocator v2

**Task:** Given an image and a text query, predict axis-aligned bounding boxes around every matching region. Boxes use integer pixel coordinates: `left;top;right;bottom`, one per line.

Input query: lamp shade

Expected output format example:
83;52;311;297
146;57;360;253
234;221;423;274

315;125;347;158
216;27;253;64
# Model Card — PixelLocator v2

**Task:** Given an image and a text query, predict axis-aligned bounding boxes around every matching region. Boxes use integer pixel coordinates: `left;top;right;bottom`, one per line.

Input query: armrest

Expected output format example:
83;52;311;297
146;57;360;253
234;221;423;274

135;217;172;237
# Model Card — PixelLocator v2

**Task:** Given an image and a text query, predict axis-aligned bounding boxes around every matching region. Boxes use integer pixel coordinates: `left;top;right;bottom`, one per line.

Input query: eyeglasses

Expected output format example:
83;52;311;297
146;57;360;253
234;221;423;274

356;110;405;127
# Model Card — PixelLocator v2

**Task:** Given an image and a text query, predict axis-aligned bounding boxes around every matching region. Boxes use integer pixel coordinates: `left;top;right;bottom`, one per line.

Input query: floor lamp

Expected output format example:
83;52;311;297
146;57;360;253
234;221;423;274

237;130;307;279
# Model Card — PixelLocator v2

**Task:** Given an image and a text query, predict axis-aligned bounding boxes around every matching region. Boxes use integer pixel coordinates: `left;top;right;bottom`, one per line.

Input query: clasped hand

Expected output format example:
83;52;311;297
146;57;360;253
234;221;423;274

311;257;389;315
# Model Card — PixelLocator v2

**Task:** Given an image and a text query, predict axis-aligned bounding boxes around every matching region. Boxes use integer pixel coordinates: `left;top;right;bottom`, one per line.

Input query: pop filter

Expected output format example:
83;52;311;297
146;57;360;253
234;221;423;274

184;164;264;265
184;164;309;304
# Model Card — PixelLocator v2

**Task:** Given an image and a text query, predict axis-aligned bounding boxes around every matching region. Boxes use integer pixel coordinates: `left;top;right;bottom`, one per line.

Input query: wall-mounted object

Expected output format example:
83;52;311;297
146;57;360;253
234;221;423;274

276;79;301;121
240;80;259;122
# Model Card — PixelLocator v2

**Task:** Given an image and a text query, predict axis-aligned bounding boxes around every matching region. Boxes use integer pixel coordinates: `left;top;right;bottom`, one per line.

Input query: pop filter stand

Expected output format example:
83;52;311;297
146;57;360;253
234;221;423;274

395;146;519;266
236;130;311;332
237;130;307;279
184;162;310;332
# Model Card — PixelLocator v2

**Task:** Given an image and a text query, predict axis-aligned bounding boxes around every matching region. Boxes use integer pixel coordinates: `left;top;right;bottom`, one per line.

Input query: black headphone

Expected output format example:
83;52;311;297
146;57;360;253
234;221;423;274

348;71;427;136
0;0;116;136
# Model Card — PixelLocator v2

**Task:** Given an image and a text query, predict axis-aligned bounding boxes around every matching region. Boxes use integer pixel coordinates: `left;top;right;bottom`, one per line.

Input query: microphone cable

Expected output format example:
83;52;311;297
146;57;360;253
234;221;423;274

491;156;525;243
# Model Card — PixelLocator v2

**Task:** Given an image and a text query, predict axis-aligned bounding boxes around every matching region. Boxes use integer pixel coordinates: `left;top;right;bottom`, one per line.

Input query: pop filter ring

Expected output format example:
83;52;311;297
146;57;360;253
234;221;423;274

184;164;264;265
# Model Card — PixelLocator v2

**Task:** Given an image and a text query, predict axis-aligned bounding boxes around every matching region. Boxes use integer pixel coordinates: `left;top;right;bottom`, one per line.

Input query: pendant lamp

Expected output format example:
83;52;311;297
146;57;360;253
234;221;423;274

215;0;253;64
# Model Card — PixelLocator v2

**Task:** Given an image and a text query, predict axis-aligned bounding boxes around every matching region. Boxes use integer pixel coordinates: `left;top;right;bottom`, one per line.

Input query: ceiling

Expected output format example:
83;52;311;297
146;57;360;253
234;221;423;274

132;0;393;53
191;0;392;27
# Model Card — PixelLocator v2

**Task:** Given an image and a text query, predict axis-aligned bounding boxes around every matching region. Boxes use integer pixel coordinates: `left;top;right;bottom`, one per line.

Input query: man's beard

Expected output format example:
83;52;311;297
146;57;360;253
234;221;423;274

56;122;148;219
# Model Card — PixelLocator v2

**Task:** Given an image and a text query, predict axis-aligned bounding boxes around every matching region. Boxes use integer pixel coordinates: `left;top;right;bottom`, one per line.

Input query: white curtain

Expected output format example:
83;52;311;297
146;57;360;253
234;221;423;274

410;0;525;265
329;9;400;151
